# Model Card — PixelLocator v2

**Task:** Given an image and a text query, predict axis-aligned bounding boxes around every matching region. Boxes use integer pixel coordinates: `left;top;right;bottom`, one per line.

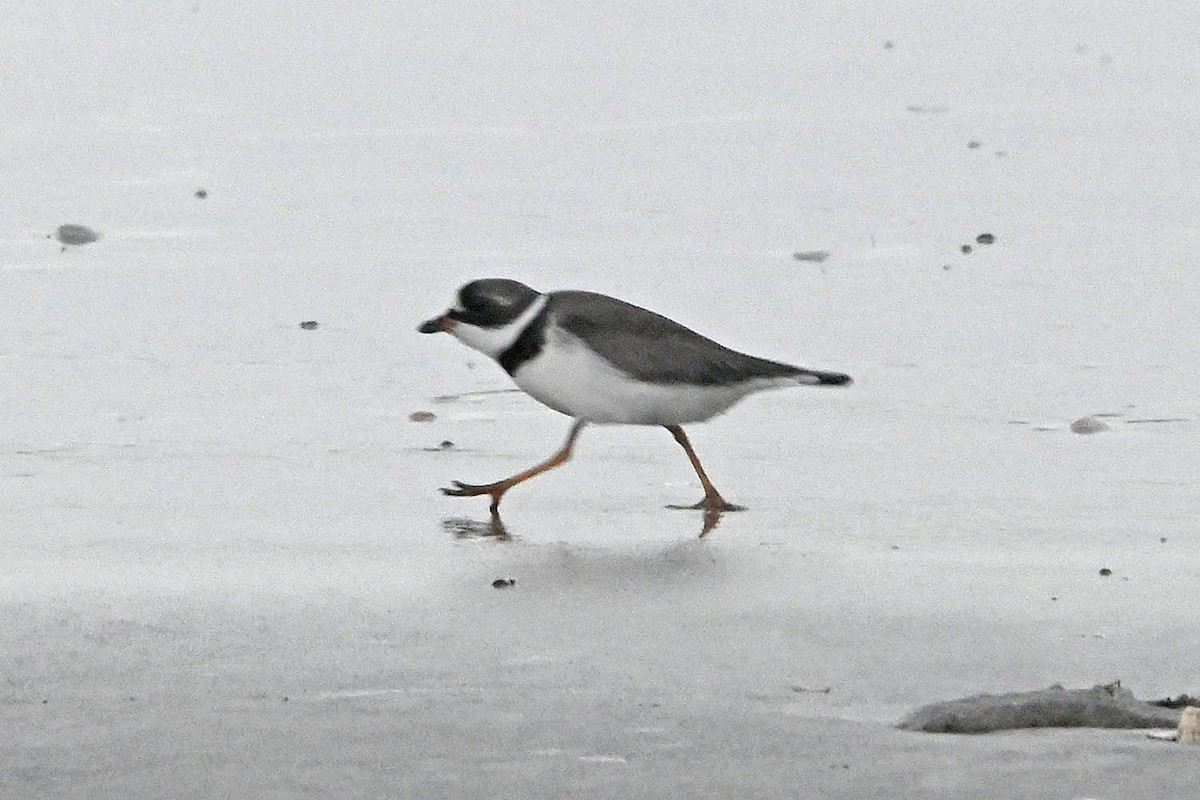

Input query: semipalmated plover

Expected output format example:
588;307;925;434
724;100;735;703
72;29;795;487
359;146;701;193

419;279;850;516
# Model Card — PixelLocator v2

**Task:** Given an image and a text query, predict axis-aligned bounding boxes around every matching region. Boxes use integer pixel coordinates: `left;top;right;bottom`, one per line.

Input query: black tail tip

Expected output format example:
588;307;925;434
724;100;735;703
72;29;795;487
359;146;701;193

818;371;852;386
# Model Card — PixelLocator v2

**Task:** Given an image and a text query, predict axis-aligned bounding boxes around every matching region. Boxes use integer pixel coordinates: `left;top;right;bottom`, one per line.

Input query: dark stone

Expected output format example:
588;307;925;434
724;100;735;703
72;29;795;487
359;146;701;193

899;683;1182;733
53;224;99;246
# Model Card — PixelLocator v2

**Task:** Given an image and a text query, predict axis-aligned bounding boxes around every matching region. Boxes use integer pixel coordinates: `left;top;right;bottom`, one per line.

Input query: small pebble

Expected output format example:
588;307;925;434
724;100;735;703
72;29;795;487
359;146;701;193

883;40;894;50
792;250;830;263
492;578;516;589
1070;416;1110;434
438;439;454;450
1099;568;1113;577
975;232;995;245
967;140;982;149
299;320;320;330
960;244;973;254
409;411;436;422
50;224;100;247
1160;537;1168;544
195;188;208;199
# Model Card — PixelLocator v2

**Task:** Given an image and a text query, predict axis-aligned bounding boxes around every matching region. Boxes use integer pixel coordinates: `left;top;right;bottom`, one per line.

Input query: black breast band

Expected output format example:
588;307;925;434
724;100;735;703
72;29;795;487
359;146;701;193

497;302;551;375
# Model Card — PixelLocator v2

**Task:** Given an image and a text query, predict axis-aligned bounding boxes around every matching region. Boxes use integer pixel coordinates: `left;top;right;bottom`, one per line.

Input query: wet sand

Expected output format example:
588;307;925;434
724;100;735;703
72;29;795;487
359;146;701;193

3;395;1197;797
3;2;1199;796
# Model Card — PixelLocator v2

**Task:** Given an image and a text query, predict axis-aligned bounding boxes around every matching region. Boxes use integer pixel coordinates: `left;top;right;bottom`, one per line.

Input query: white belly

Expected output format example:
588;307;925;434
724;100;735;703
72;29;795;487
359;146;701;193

511;329;778;425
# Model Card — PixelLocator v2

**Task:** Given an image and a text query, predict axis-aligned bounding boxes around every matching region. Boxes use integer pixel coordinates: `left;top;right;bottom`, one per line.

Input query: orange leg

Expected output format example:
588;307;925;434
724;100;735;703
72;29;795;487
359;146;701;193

443;420;586;514
665;425;745;512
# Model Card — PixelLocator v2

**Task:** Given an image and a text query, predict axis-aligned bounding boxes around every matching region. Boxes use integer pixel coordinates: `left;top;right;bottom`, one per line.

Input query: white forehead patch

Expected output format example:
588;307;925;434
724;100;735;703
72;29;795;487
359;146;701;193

450;294;549;359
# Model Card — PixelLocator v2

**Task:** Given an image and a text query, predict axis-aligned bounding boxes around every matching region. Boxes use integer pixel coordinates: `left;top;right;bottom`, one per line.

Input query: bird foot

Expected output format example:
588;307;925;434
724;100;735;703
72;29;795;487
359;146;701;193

666;497;746;512
441;480;509;514
440;480;501;498
664;499;743;538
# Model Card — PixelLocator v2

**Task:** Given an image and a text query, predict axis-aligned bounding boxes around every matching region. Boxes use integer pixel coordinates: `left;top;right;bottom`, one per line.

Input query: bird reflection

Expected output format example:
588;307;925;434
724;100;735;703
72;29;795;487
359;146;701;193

697;505;731;538
441;511;510;541
442;504;735;540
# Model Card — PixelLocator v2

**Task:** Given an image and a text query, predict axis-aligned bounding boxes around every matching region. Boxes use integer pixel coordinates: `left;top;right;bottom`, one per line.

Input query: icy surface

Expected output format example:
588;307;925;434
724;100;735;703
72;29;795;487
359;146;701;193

2;2;1198;797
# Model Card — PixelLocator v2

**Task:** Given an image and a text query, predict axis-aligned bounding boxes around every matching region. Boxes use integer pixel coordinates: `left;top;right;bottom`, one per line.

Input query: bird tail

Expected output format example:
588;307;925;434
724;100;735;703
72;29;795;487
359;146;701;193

795;368;852;386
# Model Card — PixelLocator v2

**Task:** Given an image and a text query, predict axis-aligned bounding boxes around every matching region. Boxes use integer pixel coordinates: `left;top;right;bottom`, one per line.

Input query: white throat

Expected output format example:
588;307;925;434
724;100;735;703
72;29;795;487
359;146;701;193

450;294;549;359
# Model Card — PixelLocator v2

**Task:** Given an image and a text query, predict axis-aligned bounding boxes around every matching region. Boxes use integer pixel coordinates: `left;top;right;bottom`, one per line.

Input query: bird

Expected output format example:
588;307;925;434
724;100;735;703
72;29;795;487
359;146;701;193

418;278;851;518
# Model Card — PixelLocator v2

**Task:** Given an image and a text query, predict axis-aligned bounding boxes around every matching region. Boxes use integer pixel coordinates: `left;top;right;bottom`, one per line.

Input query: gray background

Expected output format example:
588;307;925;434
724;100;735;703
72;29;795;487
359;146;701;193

2;2;1198;797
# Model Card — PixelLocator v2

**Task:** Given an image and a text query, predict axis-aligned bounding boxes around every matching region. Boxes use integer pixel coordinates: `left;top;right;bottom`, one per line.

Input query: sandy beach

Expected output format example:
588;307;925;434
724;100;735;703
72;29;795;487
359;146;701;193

2;2;1198;797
